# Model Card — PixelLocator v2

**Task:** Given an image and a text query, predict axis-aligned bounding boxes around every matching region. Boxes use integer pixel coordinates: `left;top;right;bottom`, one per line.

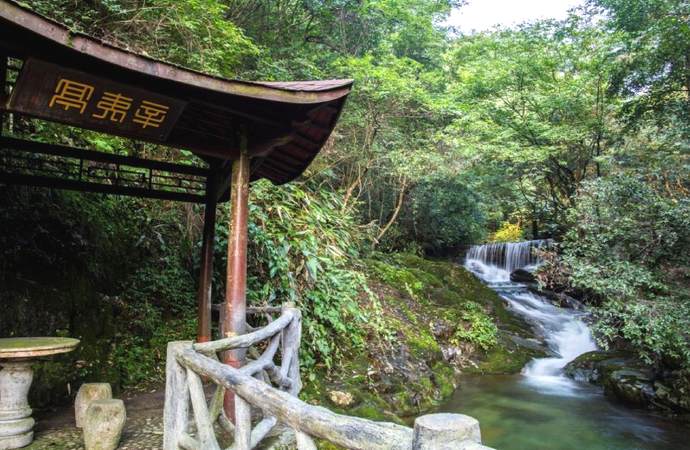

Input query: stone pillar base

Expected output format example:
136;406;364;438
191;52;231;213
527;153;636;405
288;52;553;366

0;362;34;450
0;431;33;450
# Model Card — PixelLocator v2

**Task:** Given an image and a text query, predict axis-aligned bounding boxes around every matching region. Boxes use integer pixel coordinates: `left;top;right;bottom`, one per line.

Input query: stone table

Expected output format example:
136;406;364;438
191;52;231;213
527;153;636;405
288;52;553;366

0;337;79;450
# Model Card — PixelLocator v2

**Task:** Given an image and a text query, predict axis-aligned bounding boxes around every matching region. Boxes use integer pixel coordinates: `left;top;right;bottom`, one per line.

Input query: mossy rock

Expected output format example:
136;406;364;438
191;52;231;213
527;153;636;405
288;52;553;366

431;362;457;398
469;331;546;374
563;350;646;383
407;332;442;362
564;351;690;414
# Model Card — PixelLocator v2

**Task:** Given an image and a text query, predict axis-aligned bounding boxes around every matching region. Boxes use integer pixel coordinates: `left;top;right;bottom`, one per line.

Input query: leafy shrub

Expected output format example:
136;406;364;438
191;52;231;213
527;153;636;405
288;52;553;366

593;298;690;367
489;222;523;243
563;175;689;299
450;302;499;351
561;175;690;367
214;180;372;369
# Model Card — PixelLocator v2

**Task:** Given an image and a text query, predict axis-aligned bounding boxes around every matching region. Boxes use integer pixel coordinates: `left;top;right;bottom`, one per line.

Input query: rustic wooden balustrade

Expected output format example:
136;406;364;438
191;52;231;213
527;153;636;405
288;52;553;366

163;303;494;450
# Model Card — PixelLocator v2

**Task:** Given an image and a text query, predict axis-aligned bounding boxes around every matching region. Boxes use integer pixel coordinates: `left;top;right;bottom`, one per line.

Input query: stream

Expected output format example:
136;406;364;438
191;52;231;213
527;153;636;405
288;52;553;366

439;240;688;450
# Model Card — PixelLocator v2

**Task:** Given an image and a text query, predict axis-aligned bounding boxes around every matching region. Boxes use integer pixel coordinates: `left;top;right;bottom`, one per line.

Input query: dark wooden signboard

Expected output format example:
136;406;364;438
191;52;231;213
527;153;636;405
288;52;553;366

8;59;186;141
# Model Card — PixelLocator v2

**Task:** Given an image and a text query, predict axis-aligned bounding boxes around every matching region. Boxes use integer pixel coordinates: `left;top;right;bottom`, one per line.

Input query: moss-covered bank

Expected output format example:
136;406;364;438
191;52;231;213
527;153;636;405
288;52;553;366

303;253;543;423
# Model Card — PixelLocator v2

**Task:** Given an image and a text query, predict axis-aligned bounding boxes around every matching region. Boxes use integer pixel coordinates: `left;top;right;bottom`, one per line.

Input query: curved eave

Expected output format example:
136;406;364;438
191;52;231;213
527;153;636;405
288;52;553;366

0;0;353;186
0;0;352;104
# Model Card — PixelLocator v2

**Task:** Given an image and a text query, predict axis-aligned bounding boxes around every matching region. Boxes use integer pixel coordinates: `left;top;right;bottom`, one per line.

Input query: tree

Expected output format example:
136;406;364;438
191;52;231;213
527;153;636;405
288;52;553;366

592;0;690;125
561;175;690;366
443;16;617;235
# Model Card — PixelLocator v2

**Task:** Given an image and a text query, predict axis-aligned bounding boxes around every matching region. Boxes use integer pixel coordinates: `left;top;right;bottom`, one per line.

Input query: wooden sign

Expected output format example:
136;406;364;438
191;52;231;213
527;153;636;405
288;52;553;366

8;59;186;141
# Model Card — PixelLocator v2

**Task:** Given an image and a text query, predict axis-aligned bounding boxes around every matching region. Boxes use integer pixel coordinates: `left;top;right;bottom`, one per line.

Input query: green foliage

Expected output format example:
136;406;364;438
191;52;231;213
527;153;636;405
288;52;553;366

592;299;690;368
25;0;258;77
592;0;690;128
394;175;487;251
489;222;524;243
214;180;372;369
111;305;196;386
443;16;617;233
0;188;198;402
450;302;499;351
561;175;690;367
563;175;689;299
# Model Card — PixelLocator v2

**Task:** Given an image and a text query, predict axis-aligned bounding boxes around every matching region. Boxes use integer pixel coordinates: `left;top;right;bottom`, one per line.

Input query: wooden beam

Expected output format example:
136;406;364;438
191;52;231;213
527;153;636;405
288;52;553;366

0;172;206;203
0;136;209;177
222;133;250;420
195;172;218;343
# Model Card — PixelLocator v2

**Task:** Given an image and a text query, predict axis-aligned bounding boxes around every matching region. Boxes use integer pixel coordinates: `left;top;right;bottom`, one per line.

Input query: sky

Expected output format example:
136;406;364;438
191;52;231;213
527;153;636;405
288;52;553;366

445;0;586;33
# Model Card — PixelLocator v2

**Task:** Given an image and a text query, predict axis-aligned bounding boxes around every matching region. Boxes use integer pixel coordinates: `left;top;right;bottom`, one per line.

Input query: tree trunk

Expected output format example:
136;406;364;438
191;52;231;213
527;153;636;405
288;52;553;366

374;177;409;246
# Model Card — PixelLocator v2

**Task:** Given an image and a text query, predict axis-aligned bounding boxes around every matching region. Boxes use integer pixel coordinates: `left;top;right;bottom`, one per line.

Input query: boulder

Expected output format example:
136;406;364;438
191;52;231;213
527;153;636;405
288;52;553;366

603;369;656;407
564;350;620;383
564;351;690;415
652;378;690;413
526;285;584;310
75;383;112;428
509;269;536;283
83;399;126;450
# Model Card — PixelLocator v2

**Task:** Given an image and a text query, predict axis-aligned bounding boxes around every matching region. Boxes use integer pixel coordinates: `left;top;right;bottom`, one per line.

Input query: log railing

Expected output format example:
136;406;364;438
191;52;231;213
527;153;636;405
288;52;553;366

163;303;495;450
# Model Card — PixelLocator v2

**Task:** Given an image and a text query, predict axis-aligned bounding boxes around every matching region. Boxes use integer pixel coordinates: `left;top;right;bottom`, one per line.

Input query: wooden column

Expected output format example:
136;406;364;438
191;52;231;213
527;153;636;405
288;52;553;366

0;55;7;135
223;137;250;419
195;173;218;343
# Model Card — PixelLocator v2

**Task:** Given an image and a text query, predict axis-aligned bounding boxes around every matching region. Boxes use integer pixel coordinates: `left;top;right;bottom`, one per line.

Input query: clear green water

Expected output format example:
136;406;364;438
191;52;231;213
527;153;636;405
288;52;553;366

439;374;689;450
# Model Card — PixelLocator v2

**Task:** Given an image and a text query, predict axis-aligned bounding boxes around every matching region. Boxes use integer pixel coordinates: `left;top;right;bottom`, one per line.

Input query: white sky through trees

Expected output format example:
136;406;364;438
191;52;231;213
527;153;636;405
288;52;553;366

446;0;586;32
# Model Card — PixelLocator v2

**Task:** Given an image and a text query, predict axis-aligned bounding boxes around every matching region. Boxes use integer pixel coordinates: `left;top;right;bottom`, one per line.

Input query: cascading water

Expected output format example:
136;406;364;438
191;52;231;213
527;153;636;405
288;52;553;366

438;240;686;449
465;239;597;395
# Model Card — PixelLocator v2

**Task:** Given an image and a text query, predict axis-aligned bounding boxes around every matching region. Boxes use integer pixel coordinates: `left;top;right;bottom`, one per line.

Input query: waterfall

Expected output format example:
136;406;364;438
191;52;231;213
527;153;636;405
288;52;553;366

465;239;551;273
465;240;597;396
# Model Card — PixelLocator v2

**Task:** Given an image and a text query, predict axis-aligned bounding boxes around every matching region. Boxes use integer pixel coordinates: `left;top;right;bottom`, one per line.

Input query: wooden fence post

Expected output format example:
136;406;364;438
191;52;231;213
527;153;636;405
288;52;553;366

163;341;193;450
233;396;252;450
412;413;485;450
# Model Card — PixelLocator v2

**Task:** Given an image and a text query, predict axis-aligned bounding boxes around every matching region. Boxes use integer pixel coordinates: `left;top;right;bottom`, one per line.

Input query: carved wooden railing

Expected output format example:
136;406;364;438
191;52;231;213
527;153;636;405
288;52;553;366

163;303;494;450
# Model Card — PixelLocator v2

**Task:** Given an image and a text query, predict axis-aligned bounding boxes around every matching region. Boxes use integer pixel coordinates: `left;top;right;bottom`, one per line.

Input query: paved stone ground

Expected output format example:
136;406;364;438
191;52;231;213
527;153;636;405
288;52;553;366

27;388;168;450
28;415;163;450
25;386;296;449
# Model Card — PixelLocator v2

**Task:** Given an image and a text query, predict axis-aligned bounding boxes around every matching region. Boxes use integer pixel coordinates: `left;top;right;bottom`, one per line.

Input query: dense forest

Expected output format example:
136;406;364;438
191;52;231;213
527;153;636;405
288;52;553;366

1;0;689;432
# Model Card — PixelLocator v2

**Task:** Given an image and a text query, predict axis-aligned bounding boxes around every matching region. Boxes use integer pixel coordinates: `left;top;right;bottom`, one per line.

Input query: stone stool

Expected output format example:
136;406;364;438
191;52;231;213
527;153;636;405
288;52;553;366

412;413;484;450
83;399;126;450
75;383;112;428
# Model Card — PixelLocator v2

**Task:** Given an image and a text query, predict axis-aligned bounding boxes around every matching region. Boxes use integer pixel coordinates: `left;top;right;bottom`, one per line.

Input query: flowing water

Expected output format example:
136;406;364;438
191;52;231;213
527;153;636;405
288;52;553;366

439;240;688;450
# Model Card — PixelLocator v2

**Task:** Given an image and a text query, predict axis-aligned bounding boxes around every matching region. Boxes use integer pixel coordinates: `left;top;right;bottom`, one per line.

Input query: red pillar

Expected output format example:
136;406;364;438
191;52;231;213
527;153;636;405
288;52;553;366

222;145;250;419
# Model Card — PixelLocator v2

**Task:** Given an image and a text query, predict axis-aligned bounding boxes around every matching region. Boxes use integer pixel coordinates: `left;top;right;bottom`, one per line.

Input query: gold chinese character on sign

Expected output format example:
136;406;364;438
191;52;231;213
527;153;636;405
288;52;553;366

92;92;133;123
133;100;169;129
48;78;95;114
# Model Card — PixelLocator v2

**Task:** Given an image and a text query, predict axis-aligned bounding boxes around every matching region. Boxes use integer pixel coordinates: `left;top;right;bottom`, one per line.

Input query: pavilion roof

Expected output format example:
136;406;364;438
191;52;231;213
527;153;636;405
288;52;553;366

0;0;352;185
